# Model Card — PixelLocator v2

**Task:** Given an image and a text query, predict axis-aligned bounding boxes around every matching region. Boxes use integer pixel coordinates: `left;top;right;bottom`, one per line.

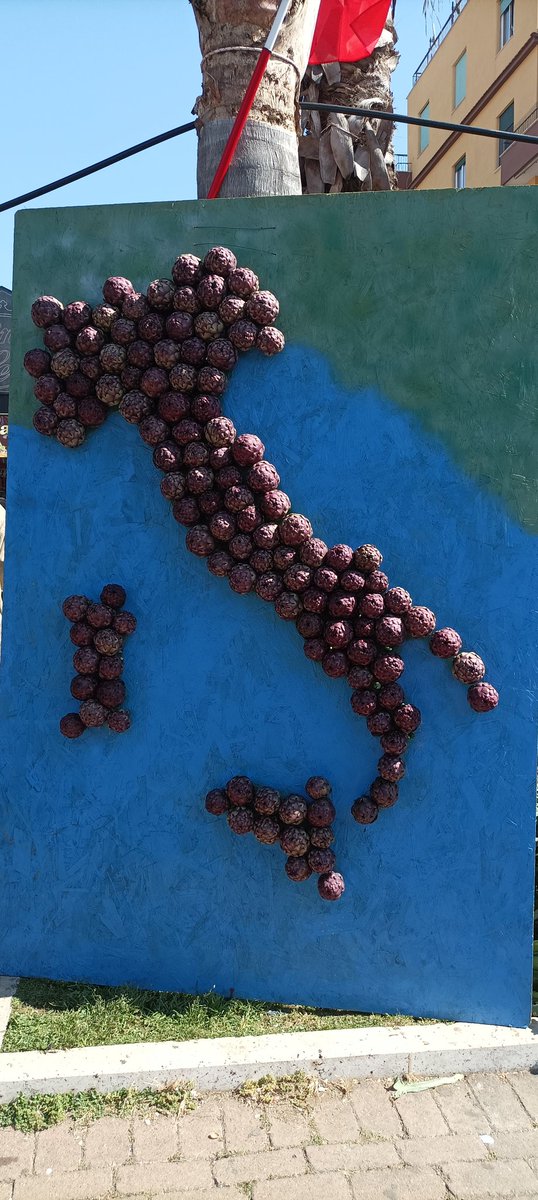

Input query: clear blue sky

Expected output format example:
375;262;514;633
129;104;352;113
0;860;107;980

1;0;452;287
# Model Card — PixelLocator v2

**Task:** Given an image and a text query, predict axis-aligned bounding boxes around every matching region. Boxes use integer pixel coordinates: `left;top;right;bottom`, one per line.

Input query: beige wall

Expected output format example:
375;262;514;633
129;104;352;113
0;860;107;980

408;0;538;189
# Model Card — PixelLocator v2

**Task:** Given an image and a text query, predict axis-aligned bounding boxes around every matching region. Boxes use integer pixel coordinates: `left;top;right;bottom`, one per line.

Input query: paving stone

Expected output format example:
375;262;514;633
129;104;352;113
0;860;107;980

214;1147;306;1186
221;1096;269;1153
483;1129;538;1159
307;1141;400;1172
0;1128;34;1180
13;1168;113;1199
444;1157;538;1198
0;1185;12;1200
468;1074;534;1132
350;1165;447;1199
132;1113;178;1162
396;1132;487;1165
147;1191;244;1200
177;1100;223;1158
267;1101;312;1148
83;1115;131;1167
311;1094;361;1143
34;1122;84;1174
434;1081;493;1135
106;1195;147;1200
116;1159;213;1194
508;1072;538;1122
253;1174;352;1200
394;1090;450;1139
349;1080;403;1139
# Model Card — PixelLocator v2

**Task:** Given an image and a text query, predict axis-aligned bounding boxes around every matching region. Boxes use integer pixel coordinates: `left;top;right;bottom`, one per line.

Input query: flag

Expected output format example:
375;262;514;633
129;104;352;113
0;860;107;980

309;0;392;65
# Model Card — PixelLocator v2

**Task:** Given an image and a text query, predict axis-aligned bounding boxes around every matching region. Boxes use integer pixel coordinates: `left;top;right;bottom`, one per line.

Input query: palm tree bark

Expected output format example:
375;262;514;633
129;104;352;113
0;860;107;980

190;0;322;198
300;19;399;193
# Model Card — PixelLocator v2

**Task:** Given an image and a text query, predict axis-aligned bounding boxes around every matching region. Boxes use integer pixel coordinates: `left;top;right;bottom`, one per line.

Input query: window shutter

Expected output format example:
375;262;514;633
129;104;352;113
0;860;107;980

499;102;514;132
455;52;467;106
419;102;430;152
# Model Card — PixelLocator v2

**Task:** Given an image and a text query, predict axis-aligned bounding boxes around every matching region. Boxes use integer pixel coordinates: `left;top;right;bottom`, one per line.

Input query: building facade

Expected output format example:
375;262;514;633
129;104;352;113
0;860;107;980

405;0;538;190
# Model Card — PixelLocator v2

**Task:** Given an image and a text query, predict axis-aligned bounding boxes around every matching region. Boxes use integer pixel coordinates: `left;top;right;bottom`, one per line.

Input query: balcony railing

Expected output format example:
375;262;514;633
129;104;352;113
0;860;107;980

413;0;469;85
498;109;538;162
514;106;538;136
499;108;538;184
396;156;411;172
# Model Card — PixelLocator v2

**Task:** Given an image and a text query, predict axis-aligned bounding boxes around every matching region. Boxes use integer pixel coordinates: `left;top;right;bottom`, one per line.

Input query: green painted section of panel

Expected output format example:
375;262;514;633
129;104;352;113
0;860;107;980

12;188;538;529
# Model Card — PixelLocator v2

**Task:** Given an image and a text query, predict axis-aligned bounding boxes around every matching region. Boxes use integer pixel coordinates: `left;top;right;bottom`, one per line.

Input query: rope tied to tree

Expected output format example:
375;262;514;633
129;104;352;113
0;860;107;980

201;46;301;80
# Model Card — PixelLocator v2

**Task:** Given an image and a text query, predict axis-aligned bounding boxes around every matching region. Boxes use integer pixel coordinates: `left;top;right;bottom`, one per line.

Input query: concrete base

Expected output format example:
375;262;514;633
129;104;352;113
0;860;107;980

0;1020;537;1103
0;977;18;1050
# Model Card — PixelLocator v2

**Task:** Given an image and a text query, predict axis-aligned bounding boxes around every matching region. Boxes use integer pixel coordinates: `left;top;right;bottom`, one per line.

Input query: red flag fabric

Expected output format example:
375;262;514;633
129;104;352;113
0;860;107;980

309;0;392;64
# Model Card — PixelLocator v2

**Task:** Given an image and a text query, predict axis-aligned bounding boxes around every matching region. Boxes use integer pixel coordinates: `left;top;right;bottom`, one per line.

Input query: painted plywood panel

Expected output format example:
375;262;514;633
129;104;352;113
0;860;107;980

0;190;536;1025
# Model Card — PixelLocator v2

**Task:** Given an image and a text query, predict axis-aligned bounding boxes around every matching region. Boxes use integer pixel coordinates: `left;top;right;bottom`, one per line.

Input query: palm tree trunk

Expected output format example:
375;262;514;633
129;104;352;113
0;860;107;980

190;0;322;198
300;19;399;193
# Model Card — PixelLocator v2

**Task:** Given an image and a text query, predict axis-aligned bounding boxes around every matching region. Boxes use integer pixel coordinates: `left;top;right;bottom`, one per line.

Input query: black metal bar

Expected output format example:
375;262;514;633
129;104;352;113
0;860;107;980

3;102;538;218
301;101;538;147
0;120;197;215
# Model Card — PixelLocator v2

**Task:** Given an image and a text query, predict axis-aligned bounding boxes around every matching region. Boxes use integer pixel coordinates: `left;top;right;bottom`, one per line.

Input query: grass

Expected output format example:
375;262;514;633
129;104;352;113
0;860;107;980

0;1083;195;1132
2;977;427;1054
533;940;538;1014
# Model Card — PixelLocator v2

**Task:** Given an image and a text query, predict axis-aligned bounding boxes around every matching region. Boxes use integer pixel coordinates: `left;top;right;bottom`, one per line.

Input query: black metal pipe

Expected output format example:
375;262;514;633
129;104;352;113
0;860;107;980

300;100;538;147
0;120;197;215
2;102;537;217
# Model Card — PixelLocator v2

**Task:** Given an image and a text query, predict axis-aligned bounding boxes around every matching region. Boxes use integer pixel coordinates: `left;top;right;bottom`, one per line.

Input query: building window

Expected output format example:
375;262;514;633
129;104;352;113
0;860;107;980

498;101;514;163
500;0;514;48
454;51;467;108
454;156;466;189
419;102;430;153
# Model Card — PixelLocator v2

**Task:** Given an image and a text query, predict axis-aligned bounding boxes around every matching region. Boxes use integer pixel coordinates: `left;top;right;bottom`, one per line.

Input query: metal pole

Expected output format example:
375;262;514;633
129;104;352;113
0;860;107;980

0;121;197;215
300;100;538;147
3;105;538;216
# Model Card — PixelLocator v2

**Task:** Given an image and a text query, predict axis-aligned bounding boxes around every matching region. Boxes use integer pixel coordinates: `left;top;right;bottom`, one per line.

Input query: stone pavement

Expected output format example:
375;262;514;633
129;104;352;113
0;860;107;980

2;1071;538;1199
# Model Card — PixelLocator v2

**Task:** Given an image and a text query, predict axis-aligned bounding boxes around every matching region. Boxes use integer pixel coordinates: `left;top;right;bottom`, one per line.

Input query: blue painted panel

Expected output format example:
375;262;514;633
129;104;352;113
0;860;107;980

0;343;535;1026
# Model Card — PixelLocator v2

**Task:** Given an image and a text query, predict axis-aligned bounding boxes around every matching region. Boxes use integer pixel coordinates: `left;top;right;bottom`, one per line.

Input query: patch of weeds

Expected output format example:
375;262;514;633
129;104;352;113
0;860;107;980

357;1128;384;1143
237;1071;319;1108
0;1082;196;1132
